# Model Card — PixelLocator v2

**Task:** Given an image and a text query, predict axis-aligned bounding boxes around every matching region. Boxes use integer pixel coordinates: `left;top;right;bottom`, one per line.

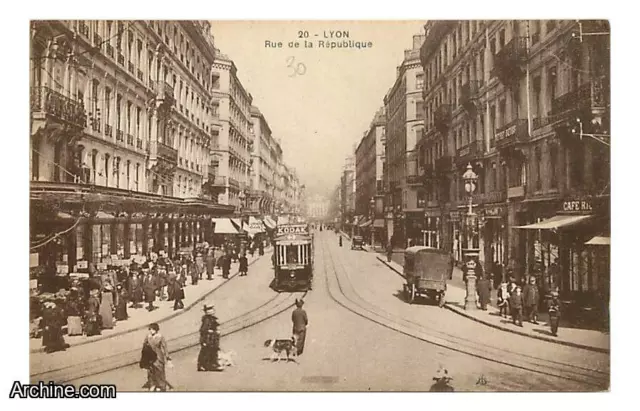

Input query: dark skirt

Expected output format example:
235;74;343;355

43;325;67;352
115;301;128;321
197;345;220;371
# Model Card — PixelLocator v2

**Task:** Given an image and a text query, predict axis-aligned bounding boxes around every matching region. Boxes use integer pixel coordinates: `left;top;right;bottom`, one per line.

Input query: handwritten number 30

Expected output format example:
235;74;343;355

286;56;306;77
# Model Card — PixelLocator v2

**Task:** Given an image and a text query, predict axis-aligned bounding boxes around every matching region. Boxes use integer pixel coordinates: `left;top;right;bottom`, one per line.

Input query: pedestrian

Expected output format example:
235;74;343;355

141;323;171;392
476;275;491;310
497;282;510;318
167;269;177;301
206;248;215;280
386;242;393;263
190;259;199;286
258;242;264;256
339;235;343;247
173;274;185;311
42;299;68;353
115;283;129;321
99;283;115;329
85;288;101;336
291;299;308;356
547;291;561;336
142;271;157;312
197;304;222;372
66;287;84;336
222;254;231;279
523;276;540;324
510;286;524;327
129;272;143;309
239;253;248;276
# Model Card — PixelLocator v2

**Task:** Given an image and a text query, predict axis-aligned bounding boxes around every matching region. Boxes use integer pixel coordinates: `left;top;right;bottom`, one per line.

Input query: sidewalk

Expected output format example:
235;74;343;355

374;253;610;353
30;247;271;354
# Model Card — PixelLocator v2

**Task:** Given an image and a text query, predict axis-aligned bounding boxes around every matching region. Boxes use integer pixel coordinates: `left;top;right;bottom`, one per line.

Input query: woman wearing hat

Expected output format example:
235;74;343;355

197;304;222;371
115;283;129;321
85;289;101;336
42;297;69;353
100;283;115;329
66;288;84;336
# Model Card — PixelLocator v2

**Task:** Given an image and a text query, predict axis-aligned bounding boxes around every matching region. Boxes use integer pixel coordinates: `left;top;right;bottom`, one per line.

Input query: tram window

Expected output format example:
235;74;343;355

287;246;299;264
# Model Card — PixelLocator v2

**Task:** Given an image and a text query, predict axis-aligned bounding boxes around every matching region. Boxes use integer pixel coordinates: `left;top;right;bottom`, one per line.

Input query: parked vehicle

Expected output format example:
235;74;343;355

351;235;364;250
402;246;453;307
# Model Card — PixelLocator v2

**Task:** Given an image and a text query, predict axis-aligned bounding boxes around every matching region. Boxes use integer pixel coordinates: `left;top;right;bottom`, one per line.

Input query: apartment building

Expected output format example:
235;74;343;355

419;20;609;301
383;34;426;247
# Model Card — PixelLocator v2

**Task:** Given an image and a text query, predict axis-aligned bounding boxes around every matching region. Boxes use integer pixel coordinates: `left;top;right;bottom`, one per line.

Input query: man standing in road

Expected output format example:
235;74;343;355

292;299;308;356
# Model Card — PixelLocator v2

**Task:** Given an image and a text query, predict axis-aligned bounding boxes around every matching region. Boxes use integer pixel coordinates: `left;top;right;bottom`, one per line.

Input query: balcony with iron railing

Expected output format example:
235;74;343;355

456;140;481;164
494;36;528;86
476;190;507;204
116;129;124;142
157;141;178;163
494;118;529;150
30;86;86;130
434;104;452;133
459;80;482;113
551;77;608;120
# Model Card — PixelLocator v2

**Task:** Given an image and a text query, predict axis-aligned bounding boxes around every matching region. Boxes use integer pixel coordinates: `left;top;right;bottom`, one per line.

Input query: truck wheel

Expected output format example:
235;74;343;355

409;284;416;305
438;292;446;307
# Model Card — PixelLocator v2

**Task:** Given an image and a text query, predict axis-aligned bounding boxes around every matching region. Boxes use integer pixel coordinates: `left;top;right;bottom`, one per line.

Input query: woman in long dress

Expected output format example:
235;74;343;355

114;283;128;321
85;289;101;336
142;323;171;391
66;288;84;336
42;300;68;353
99;284;115;329
197;305;222;371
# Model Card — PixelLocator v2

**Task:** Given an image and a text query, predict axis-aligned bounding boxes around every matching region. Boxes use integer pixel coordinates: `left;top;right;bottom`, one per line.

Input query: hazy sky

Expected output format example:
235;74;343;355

211;21;424;197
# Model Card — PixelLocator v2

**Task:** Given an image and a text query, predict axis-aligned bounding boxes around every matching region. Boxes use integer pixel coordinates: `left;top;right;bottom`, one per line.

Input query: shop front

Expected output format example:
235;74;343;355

405;211;424;247
515;196;610;307
422;211;441;249
480;204;508;282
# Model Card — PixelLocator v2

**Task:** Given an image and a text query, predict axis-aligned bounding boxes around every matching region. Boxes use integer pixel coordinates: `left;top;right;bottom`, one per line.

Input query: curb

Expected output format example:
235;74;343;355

375;256;609;354
31;249;271;354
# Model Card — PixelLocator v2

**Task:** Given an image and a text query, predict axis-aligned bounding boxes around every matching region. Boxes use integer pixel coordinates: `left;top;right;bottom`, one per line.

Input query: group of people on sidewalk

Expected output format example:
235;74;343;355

33;242;256;354
476;270;562;337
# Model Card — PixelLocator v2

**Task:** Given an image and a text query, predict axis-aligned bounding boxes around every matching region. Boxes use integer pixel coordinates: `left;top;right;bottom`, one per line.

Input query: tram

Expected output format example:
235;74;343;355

273;223;314;291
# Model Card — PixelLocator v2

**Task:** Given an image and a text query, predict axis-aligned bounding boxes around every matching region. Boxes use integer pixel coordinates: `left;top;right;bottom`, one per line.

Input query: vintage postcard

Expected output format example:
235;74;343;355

26;19;609;394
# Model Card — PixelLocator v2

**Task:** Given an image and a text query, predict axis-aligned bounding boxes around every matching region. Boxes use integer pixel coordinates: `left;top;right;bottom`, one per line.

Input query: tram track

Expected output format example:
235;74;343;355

31;288;307;384
319;235;608;390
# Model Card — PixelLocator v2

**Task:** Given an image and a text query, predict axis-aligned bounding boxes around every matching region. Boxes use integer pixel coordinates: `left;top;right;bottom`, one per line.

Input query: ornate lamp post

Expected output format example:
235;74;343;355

369;197;375;247
462;163;480;311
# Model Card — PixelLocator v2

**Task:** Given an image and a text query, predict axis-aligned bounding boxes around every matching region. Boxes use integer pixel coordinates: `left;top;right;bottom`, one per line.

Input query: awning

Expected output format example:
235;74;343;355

515;215;593;230
247;216;265;235
359;219;372;228
263;216;277;230
373;218;385;228
213;218;239;234
586;236;610;246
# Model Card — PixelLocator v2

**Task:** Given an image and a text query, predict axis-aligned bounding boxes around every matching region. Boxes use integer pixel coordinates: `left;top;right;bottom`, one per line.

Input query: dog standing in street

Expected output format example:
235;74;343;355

264;337;298;362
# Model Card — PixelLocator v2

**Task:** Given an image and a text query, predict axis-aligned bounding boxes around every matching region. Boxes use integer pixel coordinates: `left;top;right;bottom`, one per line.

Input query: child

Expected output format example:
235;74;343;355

510;286;524;327
548;291;561;336
497;282;510;318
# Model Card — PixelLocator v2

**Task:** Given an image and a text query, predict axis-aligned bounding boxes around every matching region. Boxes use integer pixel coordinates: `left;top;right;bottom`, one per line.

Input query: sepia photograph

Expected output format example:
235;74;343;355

23;13;613;396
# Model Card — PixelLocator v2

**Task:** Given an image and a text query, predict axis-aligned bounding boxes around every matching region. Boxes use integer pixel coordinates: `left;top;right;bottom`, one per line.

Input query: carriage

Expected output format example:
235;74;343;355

273;223;314;291
402;246;453;307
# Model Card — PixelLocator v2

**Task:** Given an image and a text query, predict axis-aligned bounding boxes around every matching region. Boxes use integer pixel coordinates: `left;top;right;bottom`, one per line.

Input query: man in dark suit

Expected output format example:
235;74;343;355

476;275;491;310
523;276;540;324
291;299;308;356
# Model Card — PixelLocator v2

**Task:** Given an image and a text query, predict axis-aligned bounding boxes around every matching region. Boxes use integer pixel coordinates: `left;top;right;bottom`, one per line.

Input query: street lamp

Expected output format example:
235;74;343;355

369;197;375;247
462;163;479;311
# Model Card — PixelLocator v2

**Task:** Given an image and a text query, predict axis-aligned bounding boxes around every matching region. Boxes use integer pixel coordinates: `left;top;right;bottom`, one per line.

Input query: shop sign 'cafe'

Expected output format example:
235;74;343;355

562;200;593;214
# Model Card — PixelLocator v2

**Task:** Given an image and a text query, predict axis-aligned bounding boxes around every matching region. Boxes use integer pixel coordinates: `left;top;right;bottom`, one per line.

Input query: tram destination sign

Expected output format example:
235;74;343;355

277;224;309;236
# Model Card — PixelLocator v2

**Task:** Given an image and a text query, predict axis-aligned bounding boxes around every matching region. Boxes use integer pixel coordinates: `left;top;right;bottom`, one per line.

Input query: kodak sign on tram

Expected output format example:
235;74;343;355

276;224;309;236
